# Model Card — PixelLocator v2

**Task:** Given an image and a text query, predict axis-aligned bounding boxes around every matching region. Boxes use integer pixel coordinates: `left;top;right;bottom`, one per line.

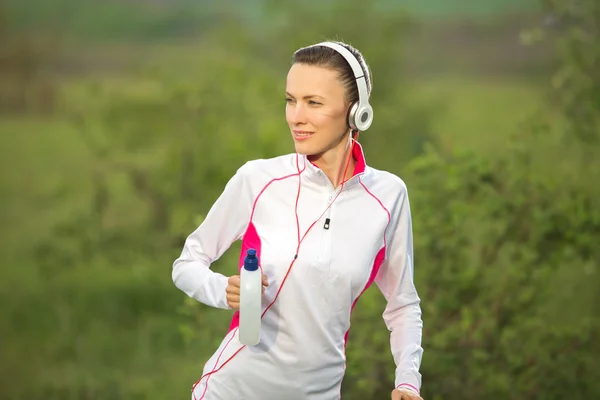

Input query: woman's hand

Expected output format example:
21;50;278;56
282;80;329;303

391;388;423;400
225;274;269;310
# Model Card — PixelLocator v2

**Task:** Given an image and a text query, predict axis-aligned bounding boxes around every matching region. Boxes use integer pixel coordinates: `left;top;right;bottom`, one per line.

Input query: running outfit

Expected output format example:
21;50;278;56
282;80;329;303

173;142;423;399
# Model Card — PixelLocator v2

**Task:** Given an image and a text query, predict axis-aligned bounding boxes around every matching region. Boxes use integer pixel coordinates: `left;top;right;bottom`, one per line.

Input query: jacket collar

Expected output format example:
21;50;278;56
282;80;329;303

299;140;368;189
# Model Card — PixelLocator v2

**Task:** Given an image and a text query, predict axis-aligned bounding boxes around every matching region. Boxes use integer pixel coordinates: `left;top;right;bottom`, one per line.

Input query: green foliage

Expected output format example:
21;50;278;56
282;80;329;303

405;139;599;399
404;1;600;397
520;0;600;146
1;0;598;399
543;0;599;144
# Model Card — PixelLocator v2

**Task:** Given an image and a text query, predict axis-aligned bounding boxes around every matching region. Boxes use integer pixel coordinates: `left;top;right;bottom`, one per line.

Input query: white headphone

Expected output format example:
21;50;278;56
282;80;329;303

313;41;374;132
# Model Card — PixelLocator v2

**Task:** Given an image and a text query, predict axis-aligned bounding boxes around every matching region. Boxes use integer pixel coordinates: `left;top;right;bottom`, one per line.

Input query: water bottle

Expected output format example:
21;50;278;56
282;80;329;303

239;248;261;345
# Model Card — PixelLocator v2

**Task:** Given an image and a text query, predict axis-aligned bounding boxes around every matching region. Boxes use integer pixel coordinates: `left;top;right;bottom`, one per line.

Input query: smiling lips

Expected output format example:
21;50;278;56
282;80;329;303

293;130;314;140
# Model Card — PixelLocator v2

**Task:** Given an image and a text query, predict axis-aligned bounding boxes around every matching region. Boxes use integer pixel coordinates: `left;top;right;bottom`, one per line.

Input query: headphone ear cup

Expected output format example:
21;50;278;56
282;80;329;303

354;104;373;131
347;102;360;131
348;101;374;132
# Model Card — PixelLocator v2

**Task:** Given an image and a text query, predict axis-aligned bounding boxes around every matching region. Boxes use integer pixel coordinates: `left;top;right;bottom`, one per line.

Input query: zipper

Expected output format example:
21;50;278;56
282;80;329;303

317;169;363;244
320;170;354;229
323;188;335;229
316;173;336;263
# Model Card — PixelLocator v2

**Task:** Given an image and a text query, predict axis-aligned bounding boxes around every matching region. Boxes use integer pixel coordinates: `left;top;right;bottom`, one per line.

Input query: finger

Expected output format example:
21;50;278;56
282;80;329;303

226;292;240;302
398;391;421;400
228;275;241;287
227;301;240;310
226;285;240;295
262;274;269;286
227;293;240;302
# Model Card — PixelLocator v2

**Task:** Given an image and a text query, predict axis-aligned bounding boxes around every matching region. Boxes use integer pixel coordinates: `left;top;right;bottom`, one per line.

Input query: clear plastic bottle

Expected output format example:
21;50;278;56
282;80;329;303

239;248;261;345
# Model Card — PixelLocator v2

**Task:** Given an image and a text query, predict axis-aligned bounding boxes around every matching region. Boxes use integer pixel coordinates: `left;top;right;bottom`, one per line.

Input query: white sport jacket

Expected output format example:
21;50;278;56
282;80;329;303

173;142;423;400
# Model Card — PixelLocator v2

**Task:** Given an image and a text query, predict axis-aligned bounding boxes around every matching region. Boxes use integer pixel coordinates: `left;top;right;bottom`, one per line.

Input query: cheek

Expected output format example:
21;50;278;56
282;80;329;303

306;110;323;127
308;109;340;128
313;110;346;132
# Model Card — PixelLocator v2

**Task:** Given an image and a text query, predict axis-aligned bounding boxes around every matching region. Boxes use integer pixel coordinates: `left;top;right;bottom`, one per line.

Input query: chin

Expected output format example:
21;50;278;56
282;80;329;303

293;142;318;156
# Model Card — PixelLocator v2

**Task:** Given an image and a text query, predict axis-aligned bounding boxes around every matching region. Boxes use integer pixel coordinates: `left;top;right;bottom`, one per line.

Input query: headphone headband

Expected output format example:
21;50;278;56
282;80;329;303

312;41;373;131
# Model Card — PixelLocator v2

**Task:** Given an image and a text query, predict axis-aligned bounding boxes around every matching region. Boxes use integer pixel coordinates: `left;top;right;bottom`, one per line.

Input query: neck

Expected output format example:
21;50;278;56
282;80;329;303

308;134;356;188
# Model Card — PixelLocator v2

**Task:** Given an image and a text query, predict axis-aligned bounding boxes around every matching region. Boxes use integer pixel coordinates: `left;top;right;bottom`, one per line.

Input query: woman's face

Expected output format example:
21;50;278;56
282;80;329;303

285;63;350;157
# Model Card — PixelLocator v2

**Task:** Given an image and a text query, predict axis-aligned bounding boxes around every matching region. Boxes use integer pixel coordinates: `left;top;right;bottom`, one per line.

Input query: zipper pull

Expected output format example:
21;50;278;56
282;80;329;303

323;218;330;230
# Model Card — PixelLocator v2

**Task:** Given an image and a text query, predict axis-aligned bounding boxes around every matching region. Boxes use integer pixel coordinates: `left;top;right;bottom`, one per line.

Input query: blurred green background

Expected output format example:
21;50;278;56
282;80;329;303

1;0;598;399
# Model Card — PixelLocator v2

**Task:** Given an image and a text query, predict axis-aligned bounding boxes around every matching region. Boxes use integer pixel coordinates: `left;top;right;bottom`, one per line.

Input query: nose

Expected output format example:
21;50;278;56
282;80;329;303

286;102;307;126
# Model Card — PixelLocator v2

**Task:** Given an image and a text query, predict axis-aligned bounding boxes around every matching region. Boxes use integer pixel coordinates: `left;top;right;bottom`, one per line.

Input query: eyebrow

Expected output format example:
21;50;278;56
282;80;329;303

285;91;325;100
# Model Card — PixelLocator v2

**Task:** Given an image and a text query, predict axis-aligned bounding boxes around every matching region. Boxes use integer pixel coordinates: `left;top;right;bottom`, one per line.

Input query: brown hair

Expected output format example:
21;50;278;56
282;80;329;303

292;41;372;105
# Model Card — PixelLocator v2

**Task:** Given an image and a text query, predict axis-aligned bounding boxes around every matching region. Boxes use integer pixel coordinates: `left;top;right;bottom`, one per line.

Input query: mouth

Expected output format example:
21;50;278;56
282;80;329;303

292;130;314;140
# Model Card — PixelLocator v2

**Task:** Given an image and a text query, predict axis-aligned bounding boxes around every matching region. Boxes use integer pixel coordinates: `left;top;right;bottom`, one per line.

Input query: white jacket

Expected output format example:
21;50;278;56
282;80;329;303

173;142;423;399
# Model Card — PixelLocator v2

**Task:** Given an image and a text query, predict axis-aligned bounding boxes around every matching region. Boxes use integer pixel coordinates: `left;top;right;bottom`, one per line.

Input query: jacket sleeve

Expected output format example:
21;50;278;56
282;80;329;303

374;183;424;395
172;162;253;310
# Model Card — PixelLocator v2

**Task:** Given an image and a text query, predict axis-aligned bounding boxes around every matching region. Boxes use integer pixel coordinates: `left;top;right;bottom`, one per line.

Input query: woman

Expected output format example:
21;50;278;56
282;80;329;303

173;40;424;400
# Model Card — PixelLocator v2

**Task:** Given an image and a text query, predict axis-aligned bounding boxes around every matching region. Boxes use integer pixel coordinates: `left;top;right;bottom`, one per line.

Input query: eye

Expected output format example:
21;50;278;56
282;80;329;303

308;100;322;106
285;97;294;103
